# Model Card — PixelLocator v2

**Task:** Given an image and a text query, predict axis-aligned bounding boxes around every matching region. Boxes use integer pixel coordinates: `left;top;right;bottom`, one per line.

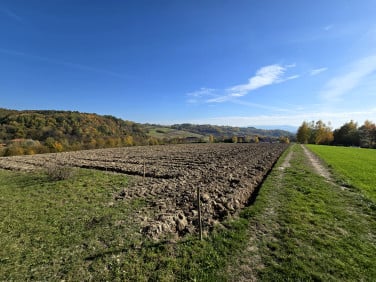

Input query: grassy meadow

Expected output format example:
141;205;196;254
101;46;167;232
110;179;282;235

307;144;376;202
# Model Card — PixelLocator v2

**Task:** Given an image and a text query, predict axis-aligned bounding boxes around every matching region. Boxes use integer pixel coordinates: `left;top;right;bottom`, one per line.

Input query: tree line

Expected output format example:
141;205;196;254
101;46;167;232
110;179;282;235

296;120;376;148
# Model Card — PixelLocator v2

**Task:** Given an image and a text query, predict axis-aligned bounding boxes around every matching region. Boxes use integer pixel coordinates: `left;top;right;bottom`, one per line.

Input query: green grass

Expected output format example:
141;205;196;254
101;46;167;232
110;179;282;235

307;144;376;202
0;169;138;281
228;144;376;281
0;168;249;281
2;145;375;280
145;125;204;140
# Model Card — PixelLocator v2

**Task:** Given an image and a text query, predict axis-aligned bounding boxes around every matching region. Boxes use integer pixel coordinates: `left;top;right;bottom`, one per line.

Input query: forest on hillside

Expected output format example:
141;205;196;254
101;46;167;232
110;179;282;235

296;120;376;148
0;109;293;156
0;109;147;156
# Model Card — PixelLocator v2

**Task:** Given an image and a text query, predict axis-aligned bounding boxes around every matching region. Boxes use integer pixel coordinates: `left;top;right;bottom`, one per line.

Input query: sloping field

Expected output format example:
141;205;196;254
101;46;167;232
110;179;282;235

0;143;287;239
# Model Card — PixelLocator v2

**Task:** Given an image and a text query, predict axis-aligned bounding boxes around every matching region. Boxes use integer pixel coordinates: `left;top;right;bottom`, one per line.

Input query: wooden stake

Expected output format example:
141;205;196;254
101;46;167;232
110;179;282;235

197;185;203;240
143;158;146;183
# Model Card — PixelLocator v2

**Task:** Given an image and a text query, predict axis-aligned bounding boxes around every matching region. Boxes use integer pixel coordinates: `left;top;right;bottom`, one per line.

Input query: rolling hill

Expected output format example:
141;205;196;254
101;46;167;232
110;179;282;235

0;108;294;156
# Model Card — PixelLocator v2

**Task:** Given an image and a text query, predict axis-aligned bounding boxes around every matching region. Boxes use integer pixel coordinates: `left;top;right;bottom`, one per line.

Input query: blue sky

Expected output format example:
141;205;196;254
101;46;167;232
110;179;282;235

1;0;376;128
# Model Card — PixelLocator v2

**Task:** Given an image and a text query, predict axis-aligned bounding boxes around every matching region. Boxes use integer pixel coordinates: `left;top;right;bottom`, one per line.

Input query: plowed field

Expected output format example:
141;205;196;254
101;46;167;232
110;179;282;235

0;143;288;239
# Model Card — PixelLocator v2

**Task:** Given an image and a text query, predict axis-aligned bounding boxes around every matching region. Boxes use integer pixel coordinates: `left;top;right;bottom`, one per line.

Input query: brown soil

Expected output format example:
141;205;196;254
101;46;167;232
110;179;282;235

0;143;288;239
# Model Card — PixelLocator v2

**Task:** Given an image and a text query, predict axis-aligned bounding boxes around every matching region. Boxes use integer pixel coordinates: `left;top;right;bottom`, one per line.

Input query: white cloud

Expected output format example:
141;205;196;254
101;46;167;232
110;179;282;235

310;67;328;76
324;25;334;31
187;87;215;97
285;74;300;80
229;64;286;95
320;55;376;101
186;88;217;103
188;63;299;104
186;108;376;128
206;96;231;103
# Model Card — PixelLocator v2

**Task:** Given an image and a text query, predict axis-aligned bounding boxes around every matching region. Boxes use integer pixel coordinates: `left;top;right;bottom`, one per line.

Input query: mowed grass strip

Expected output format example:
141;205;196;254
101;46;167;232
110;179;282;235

307;144;376;202
229;144;376;281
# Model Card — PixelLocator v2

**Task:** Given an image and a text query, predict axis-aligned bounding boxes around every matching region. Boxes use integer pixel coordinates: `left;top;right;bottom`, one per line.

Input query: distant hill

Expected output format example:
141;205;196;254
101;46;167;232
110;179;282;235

254;125;298;133
144;125;204;140
170;123;294;139
0;108;294;156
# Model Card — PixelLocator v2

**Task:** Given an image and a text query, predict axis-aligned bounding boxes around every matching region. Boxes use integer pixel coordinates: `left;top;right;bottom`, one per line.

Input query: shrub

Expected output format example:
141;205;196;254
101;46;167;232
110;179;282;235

4;145;24;156
46;164;76;181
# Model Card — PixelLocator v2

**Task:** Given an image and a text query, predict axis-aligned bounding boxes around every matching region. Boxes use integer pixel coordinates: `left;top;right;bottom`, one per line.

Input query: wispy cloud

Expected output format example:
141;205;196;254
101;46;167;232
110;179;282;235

186;88;216;103
230;99;291;112
320;55;376;101
188;63;299;104
310;67;328;76
324;24;334;31
187;87;215;97
1;7;23;22
0;48;129;78
227;64;288;97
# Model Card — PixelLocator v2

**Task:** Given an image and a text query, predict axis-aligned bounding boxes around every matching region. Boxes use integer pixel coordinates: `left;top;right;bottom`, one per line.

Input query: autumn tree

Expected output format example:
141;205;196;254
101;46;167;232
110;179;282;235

359;120;376;148
3;144;24;156
314;120;333;145
125;135;134;146
296;120;333;145
279;136;290;144
147;137;159;145
296;121;311;143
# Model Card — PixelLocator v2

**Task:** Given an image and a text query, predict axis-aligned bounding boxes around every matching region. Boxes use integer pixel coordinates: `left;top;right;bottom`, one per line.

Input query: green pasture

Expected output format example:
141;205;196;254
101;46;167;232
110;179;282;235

307;144;376;202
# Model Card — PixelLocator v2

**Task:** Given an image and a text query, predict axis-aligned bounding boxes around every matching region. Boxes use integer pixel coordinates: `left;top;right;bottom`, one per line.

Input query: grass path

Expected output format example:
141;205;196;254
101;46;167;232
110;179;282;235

228;144;376;281
307;144;376;202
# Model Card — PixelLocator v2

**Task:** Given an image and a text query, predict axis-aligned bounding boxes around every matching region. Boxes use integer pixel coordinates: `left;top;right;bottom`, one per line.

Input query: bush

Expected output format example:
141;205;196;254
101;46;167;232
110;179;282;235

4;145;24;156
46;164;76;181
